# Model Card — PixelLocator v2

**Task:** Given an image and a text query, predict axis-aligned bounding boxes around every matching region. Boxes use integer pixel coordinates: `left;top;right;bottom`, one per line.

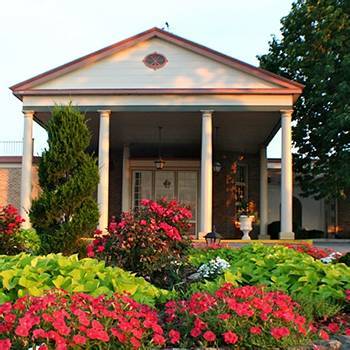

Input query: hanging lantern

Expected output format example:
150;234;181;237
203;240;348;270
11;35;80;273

155;126;165;170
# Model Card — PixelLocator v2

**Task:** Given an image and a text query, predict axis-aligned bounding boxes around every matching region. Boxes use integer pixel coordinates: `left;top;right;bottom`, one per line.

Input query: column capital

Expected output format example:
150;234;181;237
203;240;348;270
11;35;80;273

200;109;214;118
280;109;293;118
97;110;112;118
22;110;35;118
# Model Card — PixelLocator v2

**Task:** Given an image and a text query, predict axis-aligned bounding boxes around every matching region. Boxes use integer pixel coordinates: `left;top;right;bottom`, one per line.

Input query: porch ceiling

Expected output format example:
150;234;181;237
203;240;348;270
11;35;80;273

35;111;280;154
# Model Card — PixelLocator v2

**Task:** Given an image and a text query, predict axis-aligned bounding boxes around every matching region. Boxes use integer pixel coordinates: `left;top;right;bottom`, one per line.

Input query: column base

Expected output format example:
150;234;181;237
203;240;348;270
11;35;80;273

197;231;206;240
279;231;295;240
259;234;270;240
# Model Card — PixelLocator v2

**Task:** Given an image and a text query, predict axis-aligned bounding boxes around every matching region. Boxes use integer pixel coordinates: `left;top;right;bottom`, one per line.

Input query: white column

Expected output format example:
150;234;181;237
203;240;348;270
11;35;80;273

20;110;34;228
121;144;130;212
97;110;111;231
259;146;269;239
280;109;294;239
199;110;214;237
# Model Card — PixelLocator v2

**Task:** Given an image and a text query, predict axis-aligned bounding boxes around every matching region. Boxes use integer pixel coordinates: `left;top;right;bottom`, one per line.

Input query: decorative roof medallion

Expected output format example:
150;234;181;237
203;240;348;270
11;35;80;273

143;52;168;70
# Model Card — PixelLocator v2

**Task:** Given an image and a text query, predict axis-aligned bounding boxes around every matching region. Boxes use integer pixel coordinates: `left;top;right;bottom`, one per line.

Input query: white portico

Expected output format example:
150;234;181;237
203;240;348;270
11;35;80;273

11;27;302;238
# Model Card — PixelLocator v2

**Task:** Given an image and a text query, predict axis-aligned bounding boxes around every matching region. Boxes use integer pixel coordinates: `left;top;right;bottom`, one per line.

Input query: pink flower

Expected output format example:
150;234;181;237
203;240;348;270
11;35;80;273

73;335;87;345
223;331;238;344
271;327;290;340
97;245;105;253
327;323;340;333
203;330;216;342
217;313;230;320
250;326;262;335
169;329;180;344
152;334;166;345
319;329;330;341
190;327;202;338
0;339;11;350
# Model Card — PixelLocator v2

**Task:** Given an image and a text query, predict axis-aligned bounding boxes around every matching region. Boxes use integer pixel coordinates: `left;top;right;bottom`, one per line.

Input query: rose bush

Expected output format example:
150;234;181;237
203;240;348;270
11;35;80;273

0;205;25;255
0;290;165;350
162;283;311;349
88;198;193;289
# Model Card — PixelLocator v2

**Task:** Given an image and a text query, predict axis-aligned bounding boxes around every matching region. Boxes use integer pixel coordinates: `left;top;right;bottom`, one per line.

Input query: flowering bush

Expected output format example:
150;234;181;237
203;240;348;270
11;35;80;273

197;257;230;279
284;243;338;260
0;205;25;255
162;283;311;349
0;290;166;350
88;198;192;289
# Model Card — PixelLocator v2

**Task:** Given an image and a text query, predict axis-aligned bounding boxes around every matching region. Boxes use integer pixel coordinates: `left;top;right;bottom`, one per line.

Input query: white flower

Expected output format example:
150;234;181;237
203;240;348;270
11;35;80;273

197;257;230;279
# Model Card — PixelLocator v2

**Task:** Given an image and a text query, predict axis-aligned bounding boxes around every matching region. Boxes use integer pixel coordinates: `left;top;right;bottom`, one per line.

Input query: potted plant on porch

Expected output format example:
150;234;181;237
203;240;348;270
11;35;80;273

236;200;258;240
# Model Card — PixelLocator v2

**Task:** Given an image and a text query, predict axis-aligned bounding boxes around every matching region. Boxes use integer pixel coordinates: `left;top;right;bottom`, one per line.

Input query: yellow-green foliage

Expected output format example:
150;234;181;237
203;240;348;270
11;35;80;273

0;253;169;306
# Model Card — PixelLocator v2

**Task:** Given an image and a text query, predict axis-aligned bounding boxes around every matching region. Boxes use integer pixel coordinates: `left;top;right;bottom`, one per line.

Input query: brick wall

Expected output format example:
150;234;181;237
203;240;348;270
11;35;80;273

213;151;260;239
0;164;40;210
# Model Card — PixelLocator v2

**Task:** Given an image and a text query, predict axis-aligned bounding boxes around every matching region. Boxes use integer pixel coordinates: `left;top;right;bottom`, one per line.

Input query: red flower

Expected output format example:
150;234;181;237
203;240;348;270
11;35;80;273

345;328;350;336
0;339;11;350
271;327;290;340
319;329;330;341
73;334;87;345
250;326;262;335
217;313;230;320
153;334;166;345
327;322;340;333
190;327;202;338
130;337;141;349
203;330;216;342
169;329;180;344
223;331;238;344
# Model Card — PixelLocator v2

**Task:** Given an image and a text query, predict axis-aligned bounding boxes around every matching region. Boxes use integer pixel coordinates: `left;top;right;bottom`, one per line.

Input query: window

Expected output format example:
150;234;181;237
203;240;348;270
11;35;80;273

143;52;168;70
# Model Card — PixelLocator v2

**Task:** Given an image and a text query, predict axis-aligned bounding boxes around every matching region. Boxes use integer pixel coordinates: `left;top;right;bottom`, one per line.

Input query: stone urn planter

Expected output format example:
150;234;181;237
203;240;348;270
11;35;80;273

239;215;254;240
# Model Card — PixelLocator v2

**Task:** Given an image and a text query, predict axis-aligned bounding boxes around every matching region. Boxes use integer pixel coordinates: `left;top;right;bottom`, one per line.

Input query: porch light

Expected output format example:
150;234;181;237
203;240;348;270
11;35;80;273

213;161;222;173
204;226;222;245
155;126;166;170
155;158;165;170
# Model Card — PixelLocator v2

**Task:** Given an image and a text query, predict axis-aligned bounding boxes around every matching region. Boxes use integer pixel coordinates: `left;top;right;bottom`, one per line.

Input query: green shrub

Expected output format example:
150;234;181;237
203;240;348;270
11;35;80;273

30;104;99;255
188;244;350;317
338;252;350;266
0;253;169;306
15;229;41;254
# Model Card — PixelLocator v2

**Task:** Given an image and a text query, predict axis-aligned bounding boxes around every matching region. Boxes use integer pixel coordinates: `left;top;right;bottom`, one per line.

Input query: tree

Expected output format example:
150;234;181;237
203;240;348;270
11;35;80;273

30;104;99;254
258;0;350;199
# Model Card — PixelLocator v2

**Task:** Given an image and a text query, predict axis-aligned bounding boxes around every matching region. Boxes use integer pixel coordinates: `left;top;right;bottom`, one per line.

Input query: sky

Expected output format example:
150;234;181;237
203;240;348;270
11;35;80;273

0;0;295;157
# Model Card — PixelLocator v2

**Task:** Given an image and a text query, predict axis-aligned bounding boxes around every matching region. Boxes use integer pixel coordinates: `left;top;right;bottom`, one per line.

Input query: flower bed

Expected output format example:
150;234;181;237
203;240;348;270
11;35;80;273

162;283;310;349
189;244;350;318
0;290;165;350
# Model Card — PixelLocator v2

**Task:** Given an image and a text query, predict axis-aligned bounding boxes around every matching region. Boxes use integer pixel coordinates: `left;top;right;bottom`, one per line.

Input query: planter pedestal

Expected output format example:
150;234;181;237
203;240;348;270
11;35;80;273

239;215;253;240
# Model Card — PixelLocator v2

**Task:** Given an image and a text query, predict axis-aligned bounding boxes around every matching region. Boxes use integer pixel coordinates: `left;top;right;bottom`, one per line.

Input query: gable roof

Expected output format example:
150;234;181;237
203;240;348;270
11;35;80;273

10;27;303;99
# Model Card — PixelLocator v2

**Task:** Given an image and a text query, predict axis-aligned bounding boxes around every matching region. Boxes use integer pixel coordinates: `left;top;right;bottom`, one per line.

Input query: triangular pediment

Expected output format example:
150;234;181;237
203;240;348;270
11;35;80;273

11;28;303;96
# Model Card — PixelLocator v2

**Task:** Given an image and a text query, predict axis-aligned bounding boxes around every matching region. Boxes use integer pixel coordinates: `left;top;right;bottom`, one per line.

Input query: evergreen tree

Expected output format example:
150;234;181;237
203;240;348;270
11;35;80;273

258;0;350;200
30;104;99;254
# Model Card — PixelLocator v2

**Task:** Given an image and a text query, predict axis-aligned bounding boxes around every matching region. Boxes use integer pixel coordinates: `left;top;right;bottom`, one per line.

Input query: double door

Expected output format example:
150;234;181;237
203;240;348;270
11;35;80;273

132;170;198;235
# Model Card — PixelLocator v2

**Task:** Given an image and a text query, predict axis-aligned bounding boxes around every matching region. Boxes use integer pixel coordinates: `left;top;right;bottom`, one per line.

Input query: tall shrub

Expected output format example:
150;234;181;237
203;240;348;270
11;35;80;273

30;104;99;254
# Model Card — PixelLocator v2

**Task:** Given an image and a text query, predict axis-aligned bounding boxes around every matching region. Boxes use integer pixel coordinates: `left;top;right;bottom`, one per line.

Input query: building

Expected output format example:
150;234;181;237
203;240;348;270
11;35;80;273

10;27;304;238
